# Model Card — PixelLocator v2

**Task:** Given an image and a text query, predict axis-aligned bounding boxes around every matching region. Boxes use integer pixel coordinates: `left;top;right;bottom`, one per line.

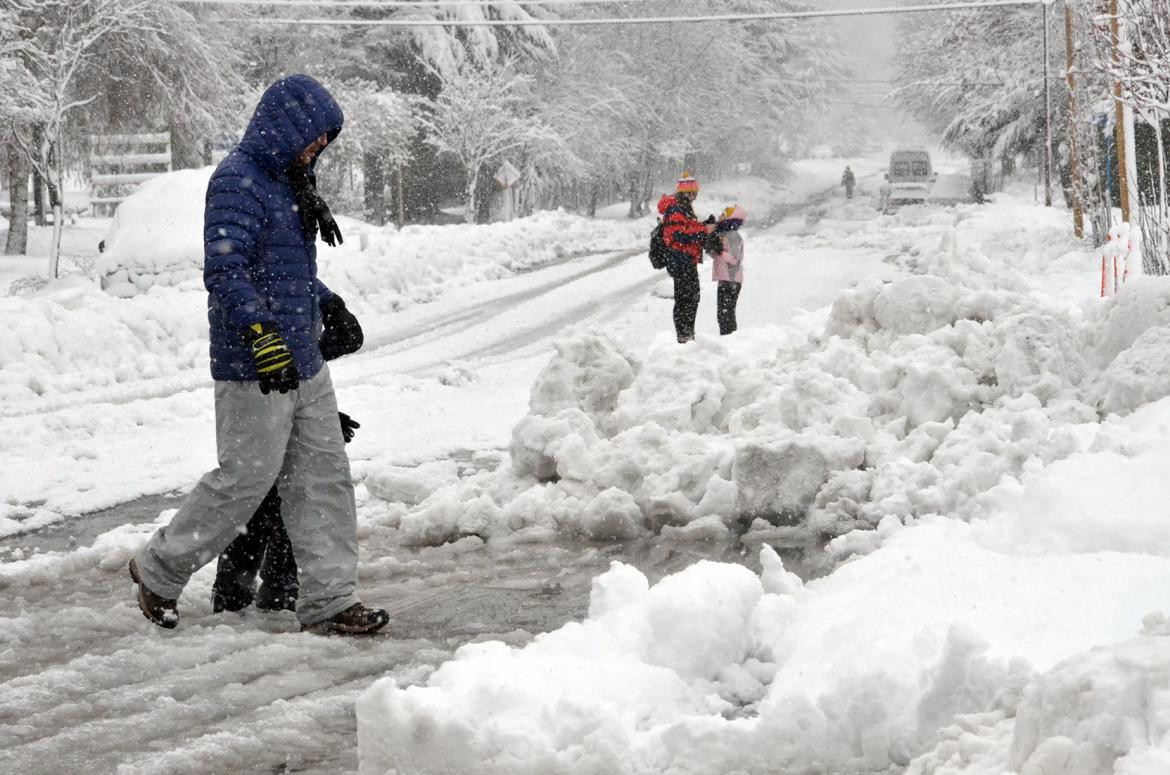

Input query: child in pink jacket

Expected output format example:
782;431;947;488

708;204;746;335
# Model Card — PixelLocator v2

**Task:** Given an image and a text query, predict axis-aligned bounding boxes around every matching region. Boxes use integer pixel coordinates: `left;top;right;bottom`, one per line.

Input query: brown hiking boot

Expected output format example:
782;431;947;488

128;559;179;629
302;603;389;635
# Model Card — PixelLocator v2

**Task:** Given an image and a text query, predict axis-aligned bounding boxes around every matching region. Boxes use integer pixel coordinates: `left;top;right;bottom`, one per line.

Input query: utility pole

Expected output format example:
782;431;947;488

1110;0;1131;222
1043;1;1053;207
1064;0;1084;237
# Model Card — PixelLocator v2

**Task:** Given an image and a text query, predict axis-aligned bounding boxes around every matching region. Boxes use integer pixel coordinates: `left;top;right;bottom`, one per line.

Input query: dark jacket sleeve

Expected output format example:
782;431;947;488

203;169;271;329
316;277;336;307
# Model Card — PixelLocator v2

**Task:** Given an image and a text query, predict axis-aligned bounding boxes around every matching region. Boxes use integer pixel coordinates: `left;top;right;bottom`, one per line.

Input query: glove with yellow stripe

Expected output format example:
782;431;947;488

249;322;300;395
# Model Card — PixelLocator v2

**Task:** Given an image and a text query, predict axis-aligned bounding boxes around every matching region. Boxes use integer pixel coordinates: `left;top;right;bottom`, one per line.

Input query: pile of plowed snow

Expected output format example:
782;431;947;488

384;208;1170;551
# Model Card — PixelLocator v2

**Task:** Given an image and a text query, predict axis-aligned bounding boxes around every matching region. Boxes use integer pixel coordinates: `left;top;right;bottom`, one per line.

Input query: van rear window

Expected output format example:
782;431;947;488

912;161;931;176
893;161;910;176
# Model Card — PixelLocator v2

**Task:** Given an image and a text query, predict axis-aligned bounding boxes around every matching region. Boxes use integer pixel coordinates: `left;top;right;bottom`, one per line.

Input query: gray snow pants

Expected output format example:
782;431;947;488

135;365;358;626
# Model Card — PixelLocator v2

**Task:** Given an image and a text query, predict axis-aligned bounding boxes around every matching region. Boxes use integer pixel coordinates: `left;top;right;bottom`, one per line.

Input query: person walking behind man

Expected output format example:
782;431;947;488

128;74;389;635
842;166;856;199
707;205;747;335
658;172;715;343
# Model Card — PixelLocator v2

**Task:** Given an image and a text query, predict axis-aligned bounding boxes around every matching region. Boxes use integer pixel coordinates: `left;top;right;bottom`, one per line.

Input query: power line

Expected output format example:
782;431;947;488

174;0;660;7
188;0;1048;26
779;77;1006;87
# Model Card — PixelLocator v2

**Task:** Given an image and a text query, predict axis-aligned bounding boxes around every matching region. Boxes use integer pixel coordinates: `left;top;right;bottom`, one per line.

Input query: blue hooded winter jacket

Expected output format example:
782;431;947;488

203;74;344;382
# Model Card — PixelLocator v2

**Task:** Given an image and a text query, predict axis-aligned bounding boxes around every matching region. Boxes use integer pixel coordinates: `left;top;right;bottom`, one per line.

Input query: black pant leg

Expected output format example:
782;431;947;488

212;484;281;609
717;282;741;335
259;513;298;596
669;260;700;341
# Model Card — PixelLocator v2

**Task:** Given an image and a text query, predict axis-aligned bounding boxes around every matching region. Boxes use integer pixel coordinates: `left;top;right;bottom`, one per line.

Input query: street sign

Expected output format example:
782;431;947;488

494;160;521;188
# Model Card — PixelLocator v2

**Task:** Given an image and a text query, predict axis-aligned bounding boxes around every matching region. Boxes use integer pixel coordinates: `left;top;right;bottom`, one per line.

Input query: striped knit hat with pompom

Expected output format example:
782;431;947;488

676;172;700;194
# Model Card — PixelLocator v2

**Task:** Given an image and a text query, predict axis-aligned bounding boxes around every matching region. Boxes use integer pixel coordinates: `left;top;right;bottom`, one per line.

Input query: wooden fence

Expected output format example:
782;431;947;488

90;132;172;216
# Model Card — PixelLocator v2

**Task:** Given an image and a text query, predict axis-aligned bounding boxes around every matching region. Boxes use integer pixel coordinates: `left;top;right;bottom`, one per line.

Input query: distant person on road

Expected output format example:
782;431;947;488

706;205;747;336
879;173;892;213
128;74;389;636
842;166;856;199
658;172;716;343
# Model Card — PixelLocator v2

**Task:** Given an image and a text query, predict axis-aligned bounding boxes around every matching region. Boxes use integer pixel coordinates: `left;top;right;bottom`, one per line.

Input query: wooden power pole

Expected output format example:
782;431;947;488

1043;2;1053;207
1110;0;1131;223
1064;2;1084;238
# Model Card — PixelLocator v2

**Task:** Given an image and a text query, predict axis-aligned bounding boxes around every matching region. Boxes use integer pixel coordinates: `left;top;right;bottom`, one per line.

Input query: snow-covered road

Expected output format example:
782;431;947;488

1;181;905;773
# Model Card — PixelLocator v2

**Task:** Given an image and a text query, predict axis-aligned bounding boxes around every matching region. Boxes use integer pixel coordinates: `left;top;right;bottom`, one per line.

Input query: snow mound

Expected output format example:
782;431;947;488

3;203;641;401
1009;631;1170;775
1094;326;1170;415
357;557;764;775
909;624;1170;775
359;522;1170;774
364;379;1170;772
391;215;1169;547
98;167;211;294
364;460;461;507
872;274;960;335
97;167;643;300
1090;278;1170;367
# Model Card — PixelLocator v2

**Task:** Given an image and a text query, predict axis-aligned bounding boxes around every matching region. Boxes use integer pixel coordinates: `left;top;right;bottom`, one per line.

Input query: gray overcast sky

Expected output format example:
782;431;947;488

819;0;897;81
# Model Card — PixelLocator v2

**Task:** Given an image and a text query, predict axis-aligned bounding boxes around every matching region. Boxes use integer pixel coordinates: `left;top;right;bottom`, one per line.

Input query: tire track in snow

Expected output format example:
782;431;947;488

356;247;642;357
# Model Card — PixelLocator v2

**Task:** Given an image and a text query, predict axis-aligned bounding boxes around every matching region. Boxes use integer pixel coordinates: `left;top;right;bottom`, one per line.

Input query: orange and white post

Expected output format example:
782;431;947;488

1100;223;1133;297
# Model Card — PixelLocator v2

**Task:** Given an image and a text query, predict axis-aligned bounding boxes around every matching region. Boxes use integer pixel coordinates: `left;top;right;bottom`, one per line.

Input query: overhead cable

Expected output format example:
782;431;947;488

183;0;1048;26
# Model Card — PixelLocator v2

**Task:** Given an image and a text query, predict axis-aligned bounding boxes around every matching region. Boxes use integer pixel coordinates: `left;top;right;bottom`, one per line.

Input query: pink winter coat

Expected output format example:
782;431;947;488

711;230;744;284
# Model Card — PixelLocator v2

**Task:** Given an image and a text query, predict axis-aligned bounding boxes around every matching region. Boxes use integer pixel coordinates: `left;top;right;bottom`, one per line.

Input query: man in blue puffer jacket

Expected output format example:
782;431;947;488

128;75;389;635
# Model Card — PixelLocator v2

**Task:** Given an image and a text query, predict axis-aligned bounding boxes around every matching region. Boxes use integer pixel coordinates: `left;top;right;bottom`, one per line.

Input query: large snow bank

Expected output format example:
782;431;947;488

909;618;1170;775
0;278;207;401
384;203;1170;548
97;167;642;298
357;194;1170;773
359;390;1170;773
98;167;211;294
2;189;642;402
359;520;1170;774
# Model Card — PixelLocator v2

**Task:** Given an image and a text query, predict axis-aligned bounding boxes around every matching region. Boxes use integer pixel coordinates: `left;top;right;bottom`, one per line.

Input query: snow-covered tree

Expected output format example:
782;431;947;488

401;1;555;76
420;58;558;223
518;37;644;215
893;1;1059;161
3;0;244;266
1;7;47;255
1085;0;1170;271
232;1;554;223
315;81;422;224
72;1;247;168
3;0;158;272
533;0;843;217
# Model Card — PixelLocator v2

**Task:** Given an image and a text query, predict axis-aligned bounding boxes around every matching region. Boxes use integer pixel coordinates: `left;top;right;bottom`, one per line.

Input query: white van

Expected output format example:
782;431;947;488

886;149;934;206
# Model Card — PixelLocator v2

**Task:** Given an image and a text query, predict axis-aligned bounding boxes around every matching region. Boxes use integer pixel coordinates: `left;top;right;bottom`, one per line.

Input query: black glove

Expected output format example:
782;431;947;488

319;213;343;247
703;214;716;225
339;411;360;443
249;322;299;395
319;295;364;361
